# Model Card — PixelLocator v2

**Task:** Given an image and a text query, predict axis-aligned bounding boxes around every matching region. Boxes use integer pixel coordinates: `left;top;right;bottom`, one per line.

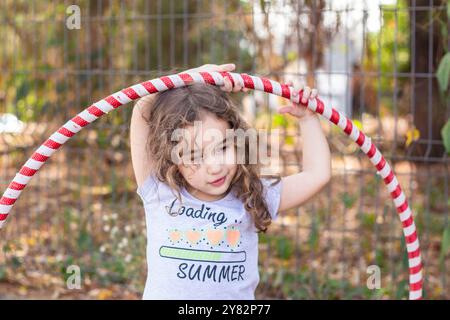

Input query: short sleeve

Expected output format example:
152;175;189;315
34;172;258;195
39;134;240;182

136;173;158;203
261;177;283;220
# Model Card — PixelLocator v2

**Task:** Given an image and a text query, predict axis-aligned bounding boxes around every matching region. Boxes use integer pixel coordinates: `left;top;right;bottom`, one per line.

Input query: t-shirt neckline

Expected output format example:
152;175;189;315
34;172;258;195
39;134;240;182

181;185;235;203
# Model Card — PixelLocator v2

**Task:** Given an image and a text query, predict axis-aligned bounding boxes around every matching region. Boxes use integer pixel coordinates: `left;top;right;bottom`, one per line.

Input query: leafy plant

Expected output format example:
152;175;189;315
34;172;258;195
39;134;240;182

308;215;320;250
341;192;358;209
441;118;450;154
436;52;450;92
275;236;294;260
439;225;450;269
360;211;376;230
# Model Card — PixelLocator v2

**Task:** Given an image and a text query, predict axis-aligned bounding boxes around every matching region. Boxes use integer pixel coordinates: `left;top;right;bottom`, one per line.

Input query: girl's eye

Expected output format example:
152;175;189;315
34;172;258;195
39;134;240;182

215;145;228;154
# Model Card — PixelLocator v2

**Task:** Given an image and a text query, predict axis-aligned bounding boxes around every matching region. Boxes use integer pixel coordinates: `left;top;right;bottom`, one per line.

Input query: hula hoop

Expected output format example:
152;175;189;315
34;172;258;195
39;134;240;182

0;71;423;299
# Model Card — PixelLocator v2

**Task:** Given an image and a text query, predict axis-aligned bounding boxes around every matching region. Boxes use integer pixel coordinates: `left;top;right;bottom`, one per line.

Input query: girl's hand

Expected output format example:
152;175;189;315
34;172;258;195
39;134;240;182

184;63;249;93
278;80;318;120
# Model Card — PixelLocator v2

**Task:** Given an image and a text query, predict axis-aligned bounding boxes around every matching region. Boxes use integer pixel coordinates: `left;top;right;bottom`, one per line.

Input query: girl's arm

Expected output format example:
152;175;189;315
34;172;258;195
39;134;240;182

277;84;331;212
130;94;157;188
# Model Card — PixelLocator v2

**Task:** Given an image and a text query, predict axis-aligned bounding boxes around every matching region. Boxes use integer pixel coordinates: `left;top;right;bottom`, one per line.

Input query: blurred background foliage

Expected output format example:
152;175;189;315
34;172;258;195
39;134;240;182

0;0;448;299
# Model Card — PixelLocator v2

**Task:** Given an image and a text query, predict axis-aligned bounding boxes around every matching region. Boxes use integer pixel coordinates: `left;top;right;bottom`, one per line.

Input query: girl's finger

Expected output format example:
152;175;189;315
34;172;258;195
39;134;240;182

278;106;293;114
219;78;227;91
220;77;232;92
301;86;311;103
219;63;235;71
227;78;234;92
294;84;304;98
287;81;298;96
233;84;243;92
226;78;235;92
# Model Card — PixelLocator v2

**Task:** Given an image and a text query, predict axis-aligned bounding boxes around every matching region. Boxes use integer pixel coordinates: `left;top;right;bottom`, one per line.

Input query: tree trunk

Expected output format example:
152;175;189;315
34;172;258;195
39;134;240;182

409;0;447;161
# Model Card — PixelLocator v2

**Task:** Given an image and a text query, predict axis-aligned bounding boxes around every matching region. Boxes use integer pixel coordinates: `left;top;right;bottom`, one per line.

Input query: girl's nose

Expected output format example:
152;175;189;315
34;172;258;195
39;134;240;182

205;156;223;175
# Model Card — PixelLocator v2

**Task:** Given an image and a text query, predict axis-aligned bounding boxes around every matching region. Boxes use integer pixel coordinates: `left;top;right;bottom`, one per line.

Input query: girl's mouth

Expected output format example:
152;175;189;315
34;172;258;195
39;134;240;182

209;175;226;187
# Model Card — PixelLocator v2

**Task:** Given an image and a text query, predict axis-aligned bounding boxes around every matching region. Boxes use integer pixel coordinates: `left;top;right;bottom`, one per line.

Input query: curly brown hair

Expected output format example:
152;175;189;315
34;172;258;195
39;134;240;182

140;82;281;232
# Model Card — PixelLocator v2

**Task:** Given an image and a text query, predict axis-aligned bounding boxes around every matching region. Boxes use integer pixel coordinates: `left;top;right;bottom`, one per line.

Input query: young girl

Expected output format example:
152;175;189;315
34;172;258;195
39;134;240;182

130;63;331;300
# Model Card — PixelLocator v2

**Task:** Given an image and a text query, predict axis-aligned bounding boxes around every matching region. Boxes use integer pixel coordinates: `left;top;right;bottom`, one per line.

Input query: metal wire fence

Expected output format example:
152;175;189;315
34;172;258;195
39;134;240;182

0;0;448;299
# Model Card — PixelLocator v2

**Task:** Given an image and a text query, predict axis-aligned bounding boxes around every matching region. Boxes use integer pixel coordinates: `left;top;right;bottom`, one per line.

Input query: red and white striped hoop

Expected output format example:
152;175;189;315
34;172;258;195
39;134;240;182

0;71;423;299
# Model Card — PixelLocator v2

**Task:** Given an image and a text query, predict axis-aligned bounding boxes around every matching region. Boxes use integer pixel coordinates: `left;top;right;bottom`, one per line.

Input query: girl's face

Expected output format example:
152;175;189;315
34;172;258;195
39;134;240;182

177;114;238;202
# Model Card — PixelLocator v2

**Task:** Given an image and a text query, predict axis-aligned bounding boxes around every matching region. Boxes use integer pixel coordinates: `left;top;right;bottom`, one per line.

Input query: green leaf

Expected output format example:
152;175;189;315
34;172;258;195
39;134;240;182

2;243;11;253
375;249;385;269
439;225;450;267
308;216;320;250
341;192;357;209
447;0;450;19
0;265;6;280
275;236;294;260
360;212;376;229
440;21;448;47
395;279;409;300
436;52;450;92
77;229;93;251
441;118;450;154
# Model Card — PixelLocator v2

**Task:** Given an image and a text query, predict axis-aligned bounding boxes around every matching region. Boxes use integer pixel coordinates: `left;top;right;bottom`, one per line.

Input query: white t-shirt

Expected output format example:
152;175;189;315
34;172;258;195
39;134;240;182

136;173;282;300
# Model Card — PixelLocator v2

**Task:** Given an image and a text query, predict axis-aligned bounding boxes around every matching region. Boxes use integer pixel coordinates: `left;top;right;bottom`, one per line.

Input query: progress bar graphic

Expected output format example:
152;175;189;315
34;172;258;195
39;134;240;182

159;246;246;263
